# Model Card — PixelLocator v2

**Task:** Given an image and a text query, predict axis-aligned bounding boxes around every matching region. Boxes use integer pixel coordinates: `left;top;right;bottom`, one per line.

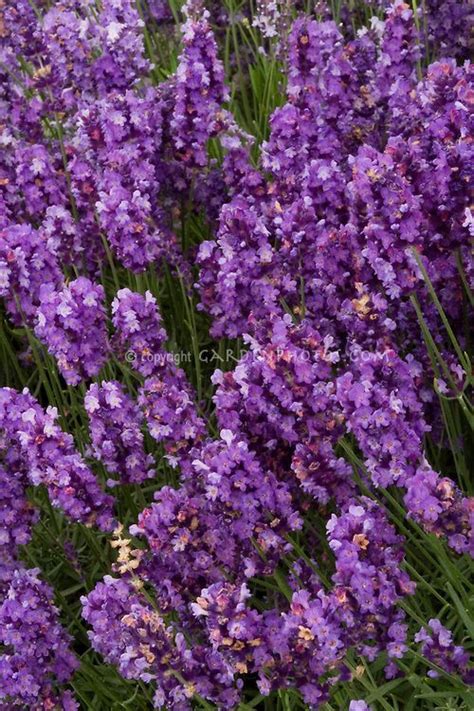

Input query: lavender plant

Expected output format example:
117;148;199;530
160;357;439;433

0;0;472;709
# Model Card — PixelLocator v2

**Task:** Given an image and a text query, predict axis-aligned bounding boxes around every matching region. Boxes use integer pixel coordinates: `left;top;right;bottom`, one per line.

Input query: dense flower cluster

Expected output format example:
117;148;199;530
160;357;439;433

172;0;228;166
0;463;38;600
0;224;63;326
85;381;155;487
0;567;78;708
111;288;168;376
187;497;414;703
132;430;301;602
337;346;474;554
197;7;472;353
423;0;474;60
35;277;109;385
0;0;472;708
72;89;177;272
83;496;415;708
0;384;111;704
415;619;473;684
0;465;37;569
112;288;207;458
0;387;114;532
82;575;241;709
213;314;353;503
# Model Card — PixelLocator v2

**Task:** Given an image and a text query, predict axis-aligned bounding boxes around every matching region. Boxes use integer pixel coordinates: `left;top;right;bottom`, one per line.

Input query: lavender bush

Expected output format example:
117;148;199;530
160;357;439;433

0;0;472;709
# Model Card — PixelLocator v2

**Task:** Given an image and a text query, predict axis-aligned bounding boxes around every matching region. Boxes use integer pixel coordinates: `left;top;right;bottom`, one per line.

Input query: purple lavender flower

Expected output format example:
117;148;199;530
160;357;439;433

0;224;63;326
0;458;39;597
0;464;38;552
1;1;473;707
139;371;206;461
82;575;239;710
424;0;474;60
171;0;228;167
40;205;82;267
327;498;415;615
349;702;372;711
415;618;473;683
0;387;114;530
0;567;78;706
213;314;353;503
85;381;155;487
35;277;109;385
131;430;300;609
14;142;67;220
376;1;420;124
111;288;207;460
348;144;425;300
253;1;282;39
197;198;279;338
111;288;167;376
40;0;149;104
75;90;177;272
91;0;150;95
337;346;474;555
